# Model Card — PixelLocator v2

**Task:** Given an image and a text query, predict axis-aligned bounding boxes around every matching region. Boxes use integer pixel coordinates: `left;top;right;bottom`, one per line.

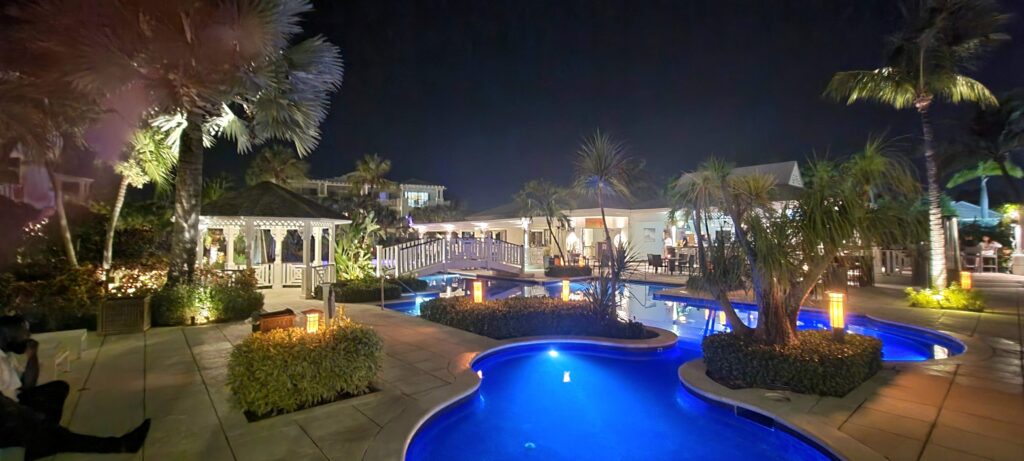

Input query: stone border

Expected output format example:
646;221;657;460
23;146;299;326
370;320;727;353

363;326;676;461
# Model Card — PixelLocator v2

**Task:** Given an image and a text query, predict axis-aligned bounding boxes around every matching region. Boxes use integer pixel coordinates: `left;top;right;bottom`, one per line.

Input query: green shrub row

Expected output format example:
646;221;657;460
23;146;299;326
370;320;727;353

702;330;882;397
151;271;264;326
0;266;103;332
905;284;984;311
227;318;383;416
314;277;421;303
544;265;593;278
420;296;650;340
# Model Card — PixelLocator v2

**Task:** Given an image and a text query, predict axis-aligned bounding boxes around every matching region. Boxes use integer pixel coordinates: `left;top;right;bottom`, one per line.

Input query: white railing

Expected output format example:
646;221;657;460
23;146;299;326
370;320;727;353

880;249;913;276
378;238;524;276
311;264;336;287
253;264;273;287
283;263;304;286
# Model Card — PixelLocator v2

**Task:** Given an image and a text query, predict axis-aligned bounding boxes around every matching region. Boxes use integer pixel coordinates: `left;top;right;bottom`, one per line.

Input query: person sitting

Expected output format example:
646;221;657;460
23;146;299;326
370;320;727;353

980;235;1002;256
0;315;150;460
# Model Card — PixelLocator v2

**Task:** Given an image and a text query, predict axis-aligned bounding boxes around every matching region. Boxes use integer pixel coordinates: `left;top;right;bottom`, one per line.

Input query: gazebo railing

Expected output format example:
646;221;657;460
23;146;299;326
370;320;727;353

253;264;273;287
283;263;305;286
310;264;336;294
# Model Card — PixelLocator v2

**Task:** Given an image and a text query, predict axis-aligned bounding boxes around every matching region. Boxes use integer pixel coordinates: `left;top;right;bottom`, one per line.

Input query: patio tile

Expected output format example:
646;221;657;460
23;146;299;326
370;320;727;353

230;423;326;461
930;425;1024;461
861;394;940;423
920;443;991;461
943;383;1024;425
846;407;932;440
355;392;412;427
390;374;449;395
840;421;924;461
936;409;1024;445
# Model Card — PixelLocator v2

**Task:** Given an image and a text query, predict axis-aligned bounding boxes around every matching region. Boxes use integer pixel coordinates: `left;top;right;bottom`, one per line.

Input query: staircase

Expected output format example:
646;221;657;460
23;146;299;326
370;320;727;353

377;238;525;276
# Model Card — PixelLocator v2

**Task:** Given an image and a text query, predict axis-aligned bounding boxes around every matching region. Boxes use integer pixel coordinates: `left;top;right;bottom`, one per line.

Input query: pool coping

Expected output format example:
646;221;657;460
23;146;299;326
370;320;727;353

364;326;676;461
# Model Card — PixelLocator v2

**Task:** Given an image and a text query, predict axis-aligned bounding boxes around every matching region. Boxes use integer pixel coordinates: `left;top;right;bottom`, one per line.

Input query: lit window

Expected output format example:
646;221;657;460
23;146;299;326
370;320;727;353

405;191;429;208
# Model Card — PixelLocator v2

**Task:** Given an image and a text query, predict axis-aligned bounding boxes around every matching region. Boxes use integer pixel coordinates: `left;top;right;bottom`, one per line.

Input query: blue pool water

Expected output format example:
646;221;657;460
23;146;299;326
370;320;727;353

396;274;964;461
407;342;830;461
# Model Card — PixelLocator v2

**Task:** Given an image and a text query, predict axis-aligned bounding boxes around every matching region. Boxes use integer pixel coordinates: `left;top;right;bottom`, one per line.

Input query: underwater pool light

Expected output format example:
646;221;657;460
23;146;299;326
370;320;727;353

548;349;559;358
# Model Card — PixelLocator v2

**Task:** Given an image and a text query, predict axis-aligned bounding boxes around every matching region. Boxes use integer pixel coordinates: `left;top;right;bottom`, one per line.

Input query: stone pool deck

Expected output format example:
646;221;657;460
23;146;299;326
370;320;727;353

19;273;1023;461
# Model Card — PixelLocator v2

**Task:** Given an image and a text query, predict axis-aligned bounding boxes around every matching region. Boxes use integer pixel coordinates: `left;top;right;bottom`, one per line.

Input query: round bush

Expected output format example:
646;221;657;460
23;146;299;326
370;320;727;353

227;319;383;416
702;330;882;397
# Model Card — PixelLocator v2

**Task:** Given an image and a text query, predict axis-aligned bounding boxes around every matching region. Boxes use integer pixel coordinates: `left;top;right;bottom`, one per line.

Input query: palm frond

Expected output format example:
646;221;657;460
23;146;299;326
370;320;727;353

932;73;998;108
824;68;918;109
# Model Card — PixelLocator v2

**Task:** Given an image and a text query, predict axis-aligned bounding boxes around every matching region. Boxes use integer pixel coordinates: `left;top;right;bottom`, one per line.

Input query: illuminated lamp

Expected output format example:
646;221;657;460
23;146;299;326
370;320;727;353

827;291;845;341
960;271;972;290
473;280;484;303
302;309;322;334
561;280;571;301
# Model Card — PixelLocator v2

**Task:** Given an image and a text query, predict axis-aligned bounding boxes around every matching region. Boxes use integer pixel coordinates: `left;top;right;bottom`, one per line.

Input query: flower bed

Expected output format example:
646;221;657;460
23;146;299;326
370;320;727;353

150;269;264;326
227;318;383;419
0;266;103;332
905;284;984;311
702;330;882;397
420;296;650;340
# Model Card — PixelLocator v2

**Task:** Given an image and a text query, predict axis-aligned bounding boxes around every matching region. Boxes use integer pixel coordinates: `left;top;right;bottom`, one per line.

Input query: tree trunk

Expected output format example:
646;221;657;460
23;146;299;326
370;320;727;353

46;162;77;268
755;291;798;345
546;215;566;260
597;189;617;279
693;207;752;336
103;176;129;273
917;98;948;288
167;115;205;286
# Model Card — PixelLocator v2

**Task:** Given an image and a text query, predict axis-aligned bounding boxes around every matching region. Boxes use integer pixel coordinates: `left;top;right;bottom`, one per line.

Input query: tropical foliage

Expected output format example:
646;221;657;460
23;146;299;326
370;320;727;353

905;284;985;311
244;145;310;186
676;138;923;345
343;154;396;196
334;212;382;280
516;179;572;260
825;0;1009;288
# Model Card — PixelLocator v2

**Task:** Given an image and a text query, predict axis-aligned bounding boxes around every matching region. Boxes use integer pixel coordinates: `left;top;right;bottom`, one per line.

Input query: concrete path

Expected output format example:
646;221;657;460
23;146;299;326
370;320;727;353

18;273;1023;461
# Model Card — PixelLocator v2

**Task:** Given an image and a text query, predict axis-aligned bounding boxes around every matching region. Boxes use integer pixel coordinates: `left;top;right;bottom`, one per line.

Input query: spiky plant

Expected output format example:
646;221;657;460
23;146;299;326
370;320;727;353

244;144;310;186
515;179;573;260
825;0;1009;288
343;154;397;196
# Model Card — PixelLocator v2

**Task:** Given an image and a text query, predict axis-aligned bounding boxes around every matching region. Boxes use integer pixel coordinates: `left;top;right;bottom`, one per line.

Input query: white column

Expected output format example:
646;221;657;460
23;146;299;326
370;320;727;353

271;227;287;289
195;225;207;269
225;227;238;269
302;222;312;299
328;225;336;267
244;222;255;269
313;227;323;265
522;221;530;273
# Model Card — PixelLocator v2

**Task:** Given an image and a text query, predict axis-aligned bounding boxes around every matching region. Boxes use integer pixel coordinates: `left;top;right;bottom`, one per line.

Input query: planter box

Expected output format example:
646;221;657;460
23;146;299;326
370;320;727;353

98;296;151;335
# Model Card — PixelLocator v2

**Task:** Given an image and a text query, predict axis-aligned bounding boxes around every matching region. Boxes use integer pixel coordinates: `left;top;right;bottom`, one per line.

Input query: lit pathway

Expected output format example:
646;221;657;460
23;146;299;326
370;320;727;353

19;274;1023;461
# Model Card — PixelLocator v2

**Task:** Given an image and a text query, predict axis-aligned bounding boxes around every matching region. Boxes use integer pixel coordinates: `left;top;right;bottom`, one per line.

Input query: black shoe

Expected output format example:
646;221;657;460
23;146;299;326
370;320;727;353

121;418;151;453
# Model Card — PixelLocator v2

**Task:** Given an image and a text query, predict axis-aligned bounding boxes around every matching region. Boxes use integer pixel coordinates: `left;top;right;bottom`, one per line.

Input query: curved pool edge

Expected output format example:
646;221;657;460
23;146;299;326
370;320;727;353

375;326;678;461
678;359;884;461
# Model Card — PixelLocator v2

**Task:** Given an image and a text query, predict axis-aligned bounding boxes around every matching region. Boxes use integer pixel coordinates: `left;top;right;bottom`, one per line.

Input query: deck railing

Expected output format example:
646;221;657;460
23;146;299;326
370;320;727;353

378;238;524;276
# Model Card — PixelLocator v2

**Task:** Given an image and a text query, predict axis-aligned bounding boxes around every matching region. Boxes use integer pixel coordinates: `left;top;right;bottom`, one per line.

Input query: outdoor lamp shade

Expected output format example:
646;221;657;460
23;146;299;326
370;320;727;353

305;311;320;333
561;280;570;301
578;257;585;267
473;281;484;303
827;291;845;333
960;271;972;290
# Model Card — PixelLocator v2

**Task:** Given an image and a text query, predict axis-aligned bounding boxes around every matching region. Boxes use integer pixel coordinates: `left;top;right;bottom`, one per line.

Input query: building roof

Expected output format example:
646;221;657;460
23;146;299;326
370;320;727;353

674;160;803;200
953;201;1002;222
203;182;346;220
400;178;445;187
464;190;667;221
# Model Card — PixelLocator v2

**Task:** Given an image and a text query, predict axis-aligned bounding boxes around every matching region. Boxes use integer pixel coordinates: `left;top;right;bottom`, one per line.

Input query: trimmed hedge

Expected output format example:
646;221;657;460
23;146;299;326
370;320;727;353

905;284;984;311
544;266;593;278
702;330;882;397
314;278;406;303
420;296;650;340
151;273;264;326
227;319;383;417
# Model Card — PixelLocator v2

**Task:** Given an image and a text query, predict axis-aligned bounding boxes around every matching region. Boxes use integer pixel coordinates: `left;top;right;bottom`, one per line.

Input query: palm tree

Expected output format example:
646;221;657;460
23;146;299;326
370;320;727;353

104;126;178;272
573;130;640;278
950;90;1024;218
244;145;310;186
946;160;1023;219
825;0;1008;288
12;0;344;285
344;154;396;196
515;180;572;260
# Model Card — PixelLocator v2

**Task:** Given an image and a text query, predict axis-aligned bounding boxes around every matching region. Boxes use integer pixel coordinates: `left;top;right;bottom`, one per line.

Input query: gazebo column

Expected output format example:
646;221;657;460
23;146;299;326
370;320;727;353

195;225;207;269
302;222;312;299
243;222;255;269
328;225;336;282
224;226;238;269
271;227;287;289
313;227;323;265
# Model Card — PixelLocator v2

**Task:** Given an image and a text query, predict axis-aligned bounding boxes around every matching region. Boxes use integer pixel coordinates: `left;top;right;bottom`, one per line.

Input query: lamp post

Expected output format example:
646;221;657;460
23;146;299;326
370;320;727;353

827;291;845;341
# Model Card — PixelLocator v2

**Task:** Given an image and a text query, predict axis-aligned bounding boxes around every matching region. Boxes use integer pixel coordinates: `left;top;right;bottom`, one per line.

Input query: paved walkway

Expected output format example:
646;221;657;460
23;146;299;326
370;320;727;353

17;274;1023;461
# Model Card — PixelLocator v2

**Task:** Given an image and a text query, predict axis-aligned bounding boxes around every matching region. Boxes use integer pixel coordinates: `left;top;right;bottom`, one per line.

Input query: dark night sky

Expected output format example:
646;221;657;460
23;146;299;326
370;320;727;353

207;0;1024;211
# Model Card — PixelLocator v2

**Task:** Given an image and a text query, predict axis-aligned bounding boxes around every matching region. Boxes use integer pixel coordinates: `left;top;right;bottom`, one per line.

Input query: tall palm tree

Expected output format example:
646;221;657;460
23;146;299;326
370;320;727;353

515;179;572;260
344;154;396;196
952;90;1024;217
825;0;1009;288
573;130;640;278
11;0;344;285
104;126;178;272
244;145;310;186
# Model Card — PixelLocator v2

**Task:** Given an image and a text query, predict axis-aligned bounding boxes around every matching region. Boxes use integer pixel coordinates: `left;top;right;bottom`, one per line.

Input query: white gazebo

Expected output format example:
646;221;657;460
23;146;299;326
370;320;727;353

199;181;349;298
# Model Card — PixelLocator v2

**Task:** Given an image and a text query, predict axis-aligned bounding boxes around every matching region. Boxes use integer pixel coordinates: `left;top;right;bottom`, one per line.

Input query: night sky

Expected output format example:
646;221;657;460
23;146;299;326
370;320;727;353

206;0;1024;211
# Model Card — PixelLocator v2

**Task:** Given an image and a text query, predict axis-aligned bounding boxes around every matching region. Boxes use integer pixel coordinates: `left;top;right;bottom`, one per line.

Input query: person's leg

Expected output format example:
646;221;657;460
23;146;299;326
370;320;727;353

22;419;151;461
18;380;70;425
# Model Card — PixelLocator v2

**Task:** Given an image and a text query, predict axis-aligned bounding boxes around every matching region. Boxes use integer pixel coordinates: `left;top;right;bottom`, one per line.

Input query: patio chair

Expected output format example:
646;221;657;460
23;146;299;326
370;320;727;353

647;254;664;274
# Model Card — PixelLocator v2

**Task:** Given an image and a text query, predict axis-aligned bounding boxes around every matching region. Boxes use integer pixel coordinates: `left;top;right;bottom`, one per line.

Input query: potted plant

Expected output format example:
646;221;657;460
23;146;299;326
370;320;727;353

98;266;162;335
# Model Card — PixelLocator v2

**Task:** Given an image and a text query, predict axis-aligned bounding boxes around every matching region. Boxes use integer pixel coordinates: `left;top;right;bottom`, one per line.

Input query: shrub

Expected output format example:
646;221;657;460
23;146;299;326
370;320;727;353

150;269;263;326
1;265;103;332
420;296;650;340
151;284;210;326
336;279;401;303
227;318;383;417
702;330;882;397
905;284;984;311
544;265;593;278
213;285;265;321
395;276;429;292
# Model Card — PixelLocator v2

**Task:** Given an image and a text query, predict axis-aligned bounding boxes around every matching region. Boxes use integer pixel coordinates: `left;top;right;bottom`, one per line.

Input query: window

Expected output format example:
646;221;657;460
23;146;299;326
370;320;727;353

529;231;548;246
405;191;429;208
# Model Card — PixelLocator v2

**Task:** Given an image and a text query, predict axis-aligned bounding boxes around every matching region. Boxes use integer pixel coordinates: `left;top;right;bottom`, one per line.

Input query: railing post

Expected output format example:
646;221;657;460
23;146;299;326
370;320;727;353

375;245;383;277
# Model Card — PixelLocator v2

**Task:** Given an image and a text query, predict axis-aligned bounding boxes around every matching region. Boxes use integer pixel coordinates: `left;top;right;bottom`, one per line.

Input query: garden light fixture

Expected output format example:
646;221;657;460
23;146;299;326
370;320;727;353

561;280;570;301
827;291;845;341
473;280;484;303
960;271;972;290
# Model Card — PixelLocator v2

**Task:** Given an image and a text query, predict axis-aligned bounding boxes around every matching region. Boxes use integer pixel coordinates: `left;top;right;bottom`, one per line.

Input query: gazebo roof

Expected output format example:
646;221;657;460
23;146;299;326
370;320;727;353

203;181;346;221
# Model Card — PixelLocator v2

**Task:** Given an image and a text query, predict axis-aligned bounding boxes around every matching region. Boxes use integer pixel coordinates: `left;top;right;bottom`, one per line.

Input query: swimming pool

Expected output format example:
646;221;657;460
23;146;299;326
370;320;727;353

390;274;964;361
407;342;831;461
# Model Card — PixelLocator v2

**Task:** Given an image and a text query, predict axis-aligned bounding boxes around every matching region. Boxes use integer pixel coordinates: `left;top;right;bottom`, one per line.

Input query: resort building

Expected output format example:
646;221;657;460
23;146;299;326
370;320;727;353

412;161;804;273
292;176;448;216
1;148;94;209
